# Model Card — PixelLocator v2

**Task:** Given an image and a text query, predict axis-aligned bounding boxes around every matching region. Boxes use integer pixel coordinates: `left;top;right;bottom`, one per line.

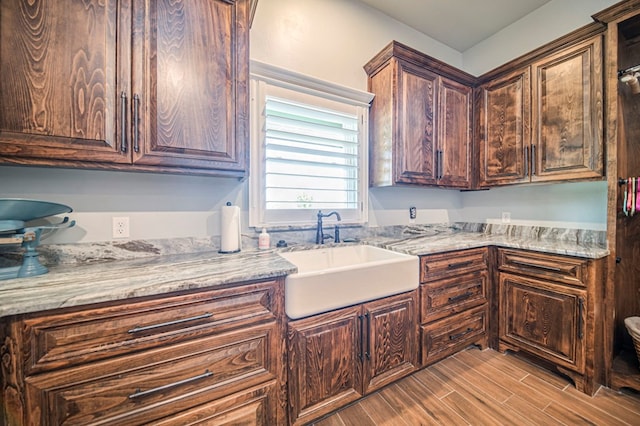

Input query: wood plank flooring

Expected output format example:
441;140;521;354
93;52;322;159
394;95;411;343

314;348;640;425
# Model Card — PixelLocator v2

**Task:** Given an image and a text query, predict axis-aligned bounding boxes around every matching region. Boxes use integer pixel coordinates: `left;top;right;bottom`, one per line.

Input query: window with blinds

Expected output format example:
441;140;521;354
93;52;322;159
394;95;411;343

265;96;359;210
250;61;373;227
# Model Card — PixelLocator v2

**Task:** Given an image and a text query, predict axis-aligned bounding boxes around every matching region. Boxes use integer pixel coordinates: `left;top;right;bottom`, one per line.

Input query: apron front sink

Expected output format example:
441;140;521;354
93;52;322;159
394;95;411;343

280;245;418;319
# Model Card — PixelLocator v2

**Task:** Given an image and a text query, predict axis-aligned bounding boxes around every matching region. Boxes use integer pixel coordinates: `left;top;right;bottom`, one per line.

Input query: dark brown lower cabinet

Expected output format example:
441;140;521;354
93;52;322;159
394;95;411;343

419;248;490;366
497;248;605;395
287;290;418;425
0;278;286;425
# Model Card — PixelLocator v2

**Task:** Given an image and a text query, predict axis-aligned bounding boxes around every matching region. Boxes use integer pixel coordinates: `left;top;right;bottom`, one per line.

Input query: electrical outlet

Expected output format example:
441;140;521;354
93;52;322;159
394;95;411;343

409;206;417;220
112;217;130;238
501;212;511;223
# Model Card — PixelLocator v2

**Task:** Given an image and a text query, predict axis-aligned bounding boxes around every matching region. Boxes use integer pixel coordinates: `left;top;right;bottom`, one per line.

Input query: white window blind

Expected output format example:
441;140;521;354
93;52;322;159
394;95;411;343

265;96;359;210
250;61;373;227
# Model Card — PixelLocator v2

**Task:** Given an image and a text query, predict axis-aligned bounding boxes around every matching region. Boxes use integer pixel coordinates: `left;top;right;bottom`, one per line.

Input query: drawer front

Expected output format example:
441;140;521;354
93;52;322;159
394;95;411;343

25;323;278;426
420;248;488;283
153;382;279;426
420;305;487;366
23;279;282;374
497;249;587;287
420;270;488;323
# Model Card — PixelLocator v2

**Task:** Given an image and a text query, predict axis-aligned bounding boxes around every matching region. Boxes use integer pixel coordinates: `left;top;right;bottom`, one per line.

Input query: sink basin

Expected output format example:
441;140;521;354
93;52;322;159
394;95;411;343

280;245;419;319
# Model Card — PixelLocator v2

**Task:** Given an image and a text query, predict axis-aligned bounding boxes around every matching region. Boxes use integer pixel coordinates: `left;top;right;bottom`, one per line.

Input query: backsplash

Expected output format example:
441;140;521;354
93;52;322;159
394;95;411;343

0;222;606;268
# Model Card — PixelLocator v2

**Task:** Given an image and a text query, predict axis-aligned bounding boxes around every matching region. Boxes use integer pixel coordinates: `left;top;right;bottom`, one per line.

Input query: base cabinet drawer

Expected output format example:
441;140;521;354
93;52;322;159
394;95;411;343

421;305;488;365
24;324;278;425
21;280;280;375
420;248;488;282
153;381;279;426
420;270;488;323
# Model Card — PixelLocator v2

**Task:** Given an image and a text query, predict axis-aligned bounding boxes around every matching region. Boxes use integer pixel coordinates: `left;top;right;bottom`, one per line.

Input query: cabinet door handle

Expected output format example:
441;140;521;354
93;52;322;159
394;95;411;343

531;145;536;175
578;297;584;340
364;312;371;360
510;259;562;273
448;292;473;303
132;93;140;153
128;312;213;334
358;314;364;362
447;260;473;270
437;150;443;180
128;370;213;399
524;145;529;176
449;327;473;341
120;92;128;153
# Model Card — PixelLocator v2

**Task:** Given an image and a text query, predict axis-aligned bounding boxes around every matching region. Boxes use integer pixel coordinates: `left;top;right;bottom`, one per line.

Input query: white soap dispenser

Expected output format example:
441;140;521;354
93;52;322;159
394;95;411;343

258;227;270;250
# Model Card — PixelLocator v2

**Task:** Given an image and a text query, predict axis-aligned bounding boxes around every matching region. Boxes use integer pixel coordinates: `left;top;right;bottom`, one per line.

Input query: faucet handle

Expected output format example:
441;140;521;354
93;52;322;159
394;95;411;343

334;225;340;243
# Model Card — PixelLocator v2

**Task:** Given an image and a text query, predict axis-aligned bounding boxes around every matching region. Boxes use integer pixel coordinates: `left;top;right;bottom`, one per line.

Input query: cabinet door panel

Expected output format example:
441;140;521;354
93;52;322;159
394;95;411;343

0;0;129;163
478;68;530;186
532;36;603;181
499;273;585;372
287;306;363;425
134;0;248;171
397;61;438;185
368;60;395;187
363;291;418;394
438;77;471;188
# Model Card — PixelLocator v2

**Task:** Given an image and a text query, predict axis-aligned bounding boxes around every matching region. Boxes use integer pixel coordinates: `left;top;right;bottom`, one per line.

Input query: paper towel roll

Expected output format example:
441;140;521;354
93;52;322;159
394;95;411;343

220;203;241;253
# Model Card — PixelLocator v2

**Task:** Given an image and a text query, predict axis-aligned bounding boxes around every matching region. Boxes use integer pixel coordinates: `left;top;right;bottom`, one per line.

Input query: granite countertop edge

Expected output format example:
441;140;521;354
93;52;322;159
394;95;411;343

0;230;608;318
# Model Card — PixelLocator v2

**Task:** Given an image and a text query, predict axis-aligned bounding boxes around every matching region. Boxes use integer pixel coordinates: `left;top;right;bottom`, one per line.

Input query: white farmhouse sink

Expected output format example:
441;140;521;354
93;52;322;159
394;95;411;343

280;245;419;319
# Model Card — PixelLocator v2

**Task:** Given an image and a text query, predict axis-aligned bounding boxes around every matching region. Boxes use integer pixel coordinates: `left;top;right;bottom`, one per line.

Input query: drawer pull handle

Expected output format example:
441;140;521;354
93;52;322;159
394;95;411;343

511;260;563;273
128;312;213;334
447;260;474;270
449;327;473;341
448;292;473;303
128;370;213;399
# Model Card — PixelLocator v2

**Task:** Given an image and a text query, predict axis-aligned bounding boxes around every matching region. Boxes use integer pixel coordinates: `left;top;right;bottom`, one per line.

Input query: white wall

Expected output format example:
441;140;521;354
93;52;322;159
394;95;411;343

0;0;614;244
463;0;619;75
250;0;463;91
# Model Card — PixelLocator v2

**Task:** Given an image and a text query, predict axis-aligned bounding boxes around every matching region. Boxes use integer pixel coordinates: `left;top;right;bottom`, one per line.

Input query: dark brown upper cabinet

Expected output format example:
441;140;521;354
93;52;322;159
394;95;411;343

365;41;474;189
478;31;604;187
477;67;532;186
0;0;254;177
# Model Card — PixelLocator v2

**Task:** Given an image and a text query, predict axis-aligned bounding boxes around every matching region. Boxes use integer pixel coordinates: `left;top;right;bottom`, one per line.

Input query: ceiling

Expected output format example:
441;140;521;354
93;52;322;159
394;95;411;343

357;0;552;51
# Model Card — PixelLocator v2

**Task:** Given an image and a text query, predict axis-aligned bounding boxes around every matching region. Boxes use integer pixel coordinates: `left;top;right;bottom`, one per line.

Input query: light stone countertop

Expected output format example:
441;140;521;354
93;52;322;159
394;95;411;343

0;228;608;319
363;229;609;259
0;249;296;318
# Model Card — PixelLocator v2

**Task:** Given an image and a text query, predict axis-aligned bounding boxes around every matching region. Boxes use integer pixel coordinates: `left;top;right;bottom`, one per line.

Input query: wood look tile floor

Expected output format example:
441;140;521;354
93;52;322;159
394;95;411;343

314;348;640;425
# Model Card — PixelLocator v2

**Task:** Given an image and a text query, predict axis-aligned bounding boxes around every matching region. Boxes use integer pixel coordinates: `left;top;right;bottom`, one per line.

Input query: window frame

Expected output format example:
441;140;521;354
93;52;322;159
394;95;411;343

249;60;374;228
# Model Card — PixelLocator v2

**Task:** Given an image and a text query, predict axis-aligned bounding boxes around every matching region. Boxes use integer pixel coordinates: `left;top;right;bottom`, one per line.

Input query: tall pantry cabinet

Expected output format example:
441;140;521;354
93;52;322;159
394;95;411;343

596;0;640;393
0;0;254;177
